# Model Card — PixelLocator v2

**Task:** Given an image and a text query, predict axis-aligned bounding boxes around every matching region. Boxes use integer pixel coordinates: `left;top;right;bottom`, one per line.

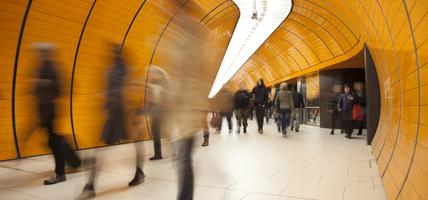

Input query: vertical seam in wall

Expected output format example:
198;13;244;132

395;0;421;198
372;0;403;178
120;0;147;51
70;0;97;149
11;0;33;158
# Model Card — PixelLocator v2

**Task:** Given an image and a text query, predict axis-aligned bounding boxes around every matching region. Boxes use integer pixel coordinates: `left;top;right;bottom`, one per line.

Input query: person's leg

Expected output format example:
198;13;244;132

44;112;66;185
129;141;145;186
346;119;353;139
151;114;163;160
331;111;336;134
226;112;232;132
79;154;97;199
290;111;295;131
295;109;301;132
357;120;363;135
255;106;265;132
177;137;194;200
284;109;291;130
242;109;248;133
236;109;242;133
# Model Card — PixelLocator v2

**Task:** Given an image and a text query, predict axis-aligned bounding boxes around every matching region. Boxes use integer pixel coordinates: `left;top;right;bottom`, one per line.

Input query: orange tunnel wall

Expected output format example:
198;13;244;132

0;0;238;159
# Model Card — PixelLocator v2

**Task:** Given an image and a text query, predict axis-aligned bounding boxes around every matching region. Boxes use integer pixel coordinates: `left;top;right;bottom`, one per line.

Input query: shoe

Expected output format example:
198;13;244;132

295;129;299;132
229;129;232;133
357;131;362;135
202;138;209;147
149;156;163;161
129;168;145;186
78;184;96;199
43;175;66;185
290;127;294;131
341;129;344;134
259;129;263;134
243;128;247;134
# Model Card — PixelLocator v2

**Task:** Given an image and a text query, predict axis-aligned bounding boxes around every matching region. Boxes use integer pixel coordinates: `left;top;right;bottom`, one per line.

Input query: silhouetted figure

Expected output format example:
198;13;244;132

79;44;144;199
252;79;269;133
353;82;366;135
328;84;342;135
338;84;354;139
274;82;294;136
147;66;170;161
213;87;234;133
290;85;304;132
31;43;81;185
234;83;251;133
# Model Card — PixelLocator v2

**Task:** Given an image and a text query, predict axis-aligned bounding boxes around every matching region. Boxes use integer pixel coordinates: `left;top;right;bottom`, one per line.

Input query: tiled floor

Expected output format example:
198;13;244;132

0;119;387;200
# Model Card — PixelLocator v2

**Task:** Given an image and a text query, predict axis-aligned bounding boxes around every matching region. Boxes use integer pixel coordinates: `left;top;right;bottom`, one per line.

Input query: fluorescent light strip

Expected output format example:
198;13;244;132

209;0;292;98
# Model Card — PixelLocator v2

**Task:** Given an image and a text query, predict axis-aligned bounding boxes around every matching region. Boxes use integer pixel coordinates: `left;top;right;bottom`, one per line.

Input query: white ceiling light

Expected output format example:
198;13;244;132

208;0;292;98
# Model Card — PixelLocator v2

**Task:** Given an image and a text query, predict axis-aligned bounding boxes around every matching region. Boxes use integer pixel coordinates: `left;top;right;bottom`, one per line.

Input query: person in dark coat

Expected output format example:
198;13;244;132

30;43;81;185
353;82;366;135
79;44;145;199
213;87;234;133
290;85;305;132
234;83;251;133
338;84;355;139
328;84;342;135
252;79;269;133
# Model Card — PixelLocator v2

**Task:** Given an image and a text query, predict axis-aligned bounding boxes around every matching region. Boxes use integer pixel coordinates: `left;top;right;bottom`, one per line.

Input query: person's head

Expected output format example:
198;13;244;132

257;79;265;87
333;84;342;94
239;82;246;90
32;42;56;61
344;84;351;94
280;82;288;90
354;82;364;92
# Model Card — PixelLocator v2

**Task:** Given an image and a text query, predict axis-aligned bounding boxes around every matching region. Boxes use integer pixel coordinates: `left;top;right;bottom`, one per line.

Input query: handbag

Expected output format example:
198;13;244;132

352;104;364;121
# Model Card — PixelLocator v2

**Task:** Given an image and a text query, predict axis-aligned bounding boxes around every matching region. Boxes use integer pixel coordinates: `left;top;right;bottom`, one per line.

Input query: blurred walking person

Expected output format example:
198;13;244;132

234;83;251;134
213;86;234;133
353;82;366;135
252;79;269;133
29;43;81;185
290;85;304;132
79;44;145;199
162;2;214;199
274;82;294;136
147;66;170;161
328;84;342;135
338;84;355;139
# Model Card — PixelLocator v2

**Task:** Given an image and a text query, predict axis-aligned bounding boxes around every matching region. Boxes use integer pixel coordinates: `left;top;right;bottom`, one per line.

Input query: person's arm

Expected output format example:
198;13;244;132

300;94;305;108
290;92;295;111
337;95;342;111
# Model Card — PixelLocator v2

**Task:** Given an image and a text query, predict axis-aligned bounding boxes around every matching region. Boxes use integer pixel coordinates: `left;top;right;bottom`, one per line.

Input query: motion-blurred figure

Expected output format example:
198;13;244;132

338;84;354;139
234;83;251;134
274;82;294;136
162;2;213;199
213;86;234;133
290;85;304;132
353;82;366;135
147;66;170;161
30;43;81;185
328;84;342;135
252;79;269;133
79;44;144;199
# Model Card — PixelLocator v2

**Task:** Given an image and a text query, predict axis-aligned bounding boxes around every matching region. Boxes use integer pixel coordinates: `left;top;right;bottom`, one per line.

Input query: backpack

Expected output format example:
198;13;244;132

236;91;250;107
